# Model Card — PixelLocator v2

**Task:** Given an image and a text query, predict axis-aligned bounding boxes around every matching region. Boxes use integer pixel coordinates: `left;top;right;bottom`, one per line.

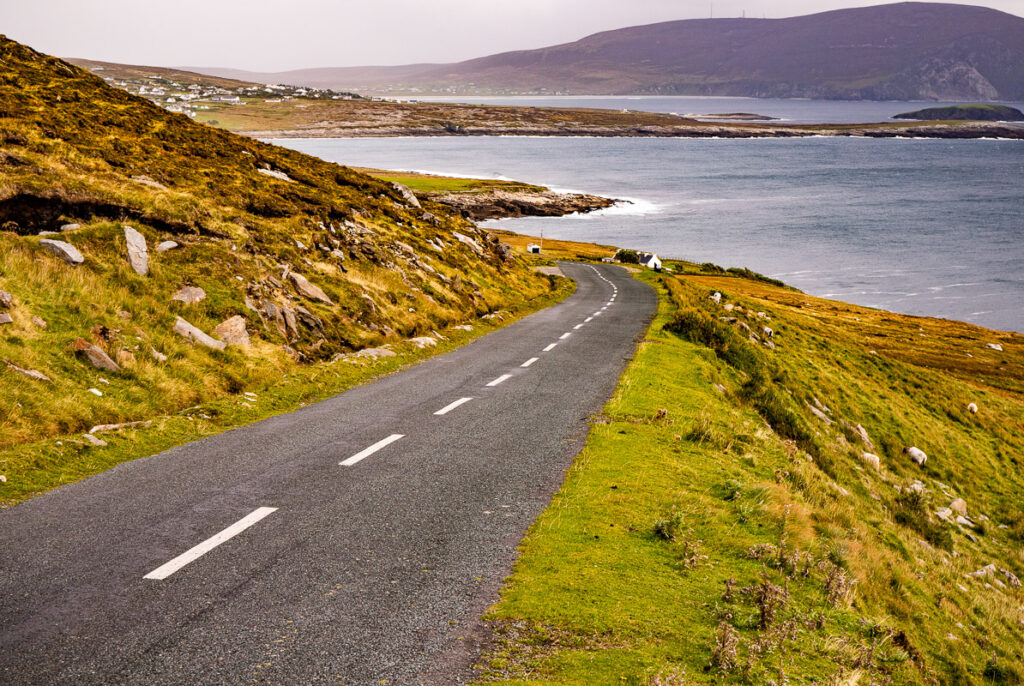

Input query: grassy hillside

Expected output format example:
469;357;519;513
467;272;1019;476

0;36;558;496
479;259;1024;684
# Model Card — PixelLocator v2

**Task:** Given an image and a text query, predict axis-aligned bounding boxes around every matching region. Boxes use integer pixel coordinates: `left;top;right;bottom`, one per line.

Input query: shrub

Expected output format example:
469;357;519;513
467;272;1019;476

614;248;639;264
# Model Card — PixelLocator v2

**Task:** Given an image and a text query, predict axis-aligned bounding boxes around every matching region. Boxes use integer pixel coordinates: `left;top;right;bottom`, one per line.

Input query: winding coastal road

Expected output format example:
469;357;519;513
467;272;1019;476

0;263;656;685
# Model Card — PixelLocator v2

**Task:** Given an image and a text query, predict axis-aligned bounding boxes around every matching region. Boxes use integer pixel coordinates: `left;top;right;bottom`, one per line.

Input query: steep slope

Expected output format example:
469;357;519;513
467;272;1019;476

0;35;553;454
203;3;1024;100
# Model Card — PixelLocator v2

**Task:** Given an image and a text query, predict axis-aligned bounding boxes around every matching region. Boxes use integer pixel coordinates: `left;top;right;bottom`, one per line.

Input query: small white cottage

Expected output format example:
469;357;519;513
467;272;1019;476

637;252;662;271
527;243;541;254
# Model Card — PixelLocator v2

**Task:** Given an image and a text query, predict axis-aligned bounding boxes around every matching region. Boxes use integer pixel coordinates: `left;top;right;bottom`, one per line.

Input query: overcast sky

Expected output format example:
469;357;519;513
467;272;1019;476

3;0;1023;72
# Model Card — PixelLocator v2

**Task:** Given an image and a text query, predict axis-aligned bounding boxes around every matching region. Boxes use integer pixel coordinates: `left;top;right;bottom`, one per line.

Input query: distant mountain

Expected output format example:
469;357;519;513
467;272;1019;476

189;3;1024;101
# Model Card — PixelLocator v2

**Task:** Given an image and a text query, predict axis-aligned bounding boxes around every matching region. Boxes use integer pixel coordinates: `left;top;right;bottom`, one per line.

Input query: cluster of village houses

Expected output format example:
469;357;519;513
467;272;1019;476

85;66;360;118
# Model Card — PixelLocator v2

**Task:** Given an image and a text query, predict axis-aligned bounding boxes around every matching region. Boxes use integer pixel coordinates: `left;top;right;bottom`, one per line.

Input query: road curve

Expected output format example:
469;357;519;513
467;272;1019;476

0;263;656;685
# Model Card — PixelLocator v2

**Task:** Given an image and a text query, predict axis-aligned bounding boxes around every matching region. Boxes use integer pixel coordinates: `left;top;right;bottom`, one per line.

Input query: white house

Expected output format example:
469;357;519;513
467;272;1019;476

638;252;663;271
526;243;541;254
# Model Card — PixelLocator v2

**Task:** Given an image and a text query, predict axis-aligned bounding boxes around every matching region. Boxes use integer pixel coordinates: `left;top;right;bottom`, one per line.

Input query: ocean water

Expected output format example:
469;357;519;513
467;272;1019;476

412;95;1024;125
278;133;1024;333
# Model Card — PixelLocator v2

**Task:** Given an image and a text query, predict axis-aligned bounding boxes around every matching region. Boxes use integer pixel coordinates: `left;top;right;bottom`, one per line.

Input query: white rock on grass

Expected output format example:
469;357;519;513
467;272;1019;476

173;317;226;351
212;315;249;346
123;225;149;276
172;286;206;305
0;313;11;326
409;337;438;348
986;343;1003;352
289;272;334;305
87;388;103;397
0;289;13;309
452;232;484;256
5;362;51;382
150;348;168;363
257;167;293;182
82;433;107;447
950;498;968;517
156;241;179;253
39;239;84;265
60;223;81;232
390;182;421;209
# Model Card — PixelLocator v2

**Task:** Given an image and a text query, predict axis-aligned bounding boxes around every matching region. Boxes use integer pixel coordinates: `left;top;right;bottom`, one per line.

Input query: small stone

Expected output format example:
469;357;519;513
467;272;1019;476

115;350;136;366
155;241;179;253
409;336;438;348
87;388;103;397
89;420;152;434
31;316;47;328
82;433;107;446
0;289;13;309
258;167;293;182
172;286;206;305
0;313;12;325
60;223;81;232
39;239;84;265
173;317;226;350
71;338;121;372
289;272;334;305
212;315;250;346
986;343;1003;352
150;348;168;363
452;232;484;256
123;225;149;276
950;498;968;517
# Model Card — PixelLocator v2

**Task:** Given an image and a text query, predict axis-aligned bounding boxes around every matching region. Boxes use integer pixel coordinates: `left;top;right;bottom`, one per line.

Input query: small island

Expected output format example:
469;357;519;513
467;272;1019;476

893;104;1024;121
697;112;779;121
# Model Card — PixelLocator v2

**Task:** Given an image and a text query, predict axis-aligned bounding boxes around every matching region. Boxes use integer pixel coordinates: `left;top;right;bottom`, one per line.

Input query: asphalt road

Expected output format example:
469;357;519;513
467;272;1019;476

0;262;657;685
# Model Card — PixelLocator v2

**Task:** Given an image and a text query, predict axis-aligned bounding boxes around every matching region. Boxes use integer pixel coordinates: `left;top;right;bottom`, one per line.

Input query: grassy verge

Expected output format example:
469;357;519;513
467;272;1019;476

0;279;573;508
477;265;1024;685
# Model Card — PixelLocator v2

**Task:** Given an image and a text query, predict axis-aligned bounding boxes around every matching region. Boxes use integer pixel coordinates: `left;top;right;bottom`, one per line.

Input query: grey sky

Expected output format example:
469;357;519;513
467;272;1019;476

3;0;1023;71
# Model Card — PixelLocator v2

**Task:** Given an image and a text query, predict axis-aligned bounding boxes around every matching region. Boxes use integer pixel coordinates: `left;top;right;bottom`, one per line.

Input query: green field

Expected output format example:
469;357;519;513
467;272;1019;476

478;266;1024;685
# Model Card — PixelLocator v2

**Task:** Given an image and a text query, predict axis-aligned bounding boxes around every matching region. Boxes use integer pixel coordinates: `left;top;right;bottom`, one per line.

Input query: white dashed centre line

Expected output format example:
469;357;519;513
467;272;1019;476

574;323;584;330
487;374;513;387
143;507;278;580
340;433;405;467
559;332;572;340
585;317;593;322
435;397;473;416
521;357;539;368
543;343;557;352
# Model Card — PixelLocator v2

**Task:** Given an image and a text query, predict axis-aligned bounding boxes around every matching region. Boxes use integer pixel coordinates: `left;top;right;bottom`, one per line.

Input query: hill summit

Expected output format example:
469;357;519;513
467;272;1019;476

195;3;1024;100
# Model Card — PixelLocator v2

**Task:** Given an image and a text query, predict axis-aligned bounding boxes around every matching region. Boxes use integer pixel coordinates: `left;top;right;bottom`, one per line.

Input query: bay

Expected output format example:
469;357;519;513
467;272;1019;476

278;133;1024;333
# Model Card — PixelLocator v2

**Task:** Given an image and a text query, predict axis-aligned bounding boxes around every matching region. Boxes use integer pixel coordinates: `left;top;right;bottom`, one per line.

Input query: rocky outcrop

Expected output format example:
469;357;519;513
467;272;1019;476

0;290;13;309
5;361;50;382
429;188;617;221
390;182;421;209
39;239;84;265
289;272;334;305
894;105;1024;122
123;225;148;275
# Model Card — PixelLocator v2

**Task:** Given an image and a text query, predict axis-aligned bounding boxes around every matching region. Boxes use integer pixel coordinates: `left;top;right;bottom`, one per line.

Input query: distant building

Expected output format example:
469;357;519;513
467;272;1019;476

527;243;541;254
638;252;662;271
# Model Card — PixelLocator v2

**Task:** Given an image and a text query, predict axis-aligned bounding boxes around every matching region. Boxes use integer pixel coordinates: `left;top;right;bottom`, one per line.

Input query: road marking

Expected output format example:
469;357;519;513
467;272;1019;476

487;374;513;387
574;323;585;330
559;332;572;340
521;357;539;368
593;311;602;316
585;317;593;322
543;343;557;352
340;433;405;467
435;397;473;416
144;507;278;580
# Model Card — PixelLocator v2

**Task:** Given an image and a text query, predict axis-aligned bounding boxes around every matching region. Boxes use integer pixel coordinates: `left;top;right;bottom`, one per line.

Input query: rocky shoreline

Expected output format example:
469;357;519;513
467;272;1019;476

424;187;617;221
252;121;1024;140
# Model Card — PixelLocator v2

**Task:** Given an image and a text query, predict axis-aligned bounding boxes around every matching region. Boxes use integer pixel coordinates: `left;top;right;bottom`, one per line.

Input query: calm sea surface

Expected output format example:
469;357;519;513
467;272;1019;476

277;105;1024;332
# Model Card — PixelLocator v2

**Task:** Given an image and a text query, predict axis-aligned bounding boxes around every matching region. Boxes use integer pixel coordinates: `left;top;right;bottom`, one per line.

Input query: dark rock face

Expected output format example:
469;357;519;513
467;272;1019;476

893;105;1024;121
427;189;617;221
